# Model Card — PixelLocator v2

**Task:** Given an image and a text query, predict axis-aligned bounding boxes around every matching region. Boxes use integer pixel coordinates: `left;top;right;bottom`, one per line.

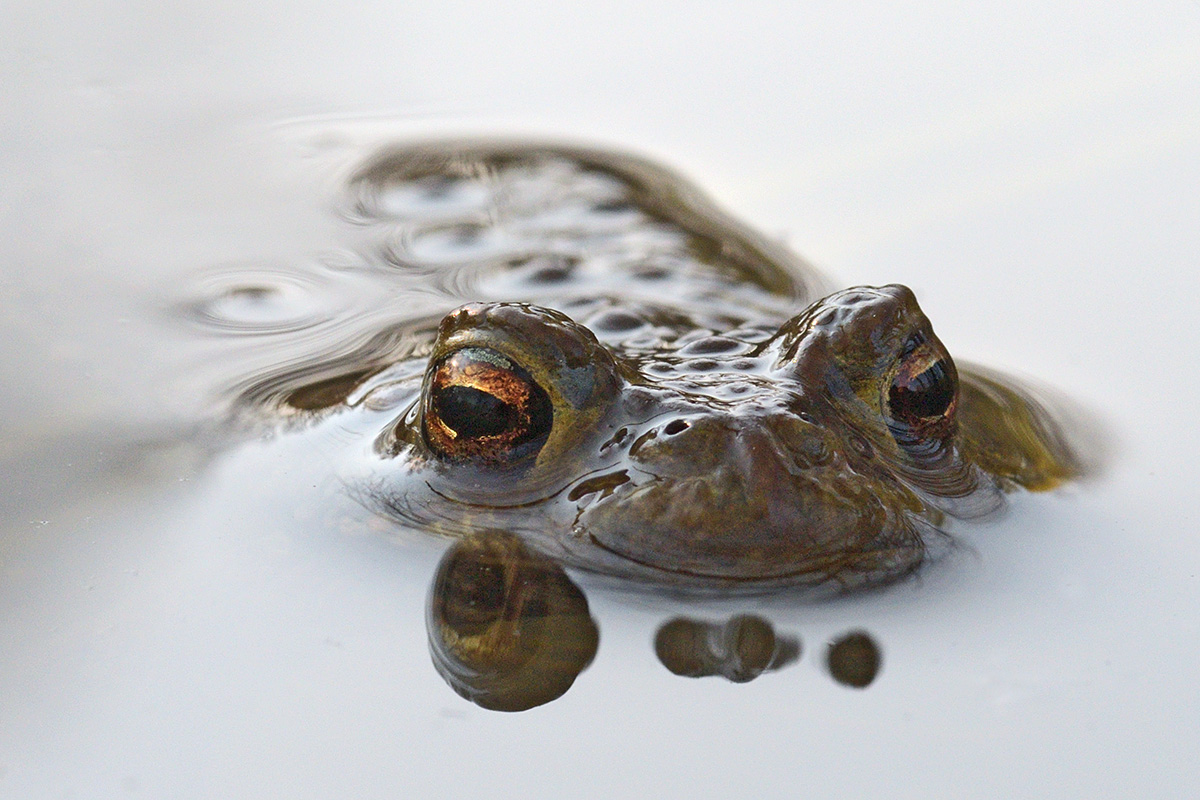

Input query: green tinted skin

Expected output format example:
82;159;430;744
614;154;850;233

258;141;1080;591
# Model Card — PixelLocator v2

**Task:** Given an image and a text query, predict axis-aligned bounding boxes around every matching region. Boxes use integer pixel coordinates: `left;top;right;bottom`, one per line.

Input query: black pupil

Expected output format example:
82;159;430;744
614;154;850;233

434;385;517;439
889;359;954;421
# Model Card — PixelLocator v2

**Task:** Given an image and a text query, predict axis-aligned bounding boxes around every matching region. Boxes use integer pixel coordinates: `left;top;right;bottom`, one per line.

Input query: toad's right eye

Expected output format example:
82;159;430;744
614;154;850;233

423;347;553;464
884;332;958;467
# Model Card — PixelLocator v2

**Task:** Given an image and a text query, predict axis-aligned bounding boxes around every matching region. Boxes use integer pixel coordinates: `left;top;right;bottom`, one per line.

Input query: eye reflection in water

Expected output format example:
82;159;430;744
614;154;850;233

426;532;888;709
426;530;599;712
654;615;801;683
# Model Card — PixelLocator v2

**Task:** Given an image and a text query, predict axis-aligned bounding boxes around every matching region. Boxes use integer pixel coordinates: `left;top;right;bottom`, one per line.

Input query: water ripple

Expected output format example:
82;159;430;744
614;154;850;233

180;264;349;335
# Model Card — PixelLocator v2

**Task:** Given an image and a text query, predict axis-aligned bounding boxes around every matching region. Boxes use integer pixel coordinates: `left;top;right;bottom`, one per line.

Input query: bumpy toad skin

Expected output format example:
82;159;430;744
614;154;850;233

249;141;1080;590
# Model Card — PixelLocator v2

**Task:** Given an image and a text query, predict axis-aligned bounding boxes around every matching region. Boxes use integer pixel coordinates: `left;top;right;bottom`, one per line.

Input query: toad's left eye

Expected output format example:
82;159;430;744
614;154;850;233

886;333;958;459
423;347;553;464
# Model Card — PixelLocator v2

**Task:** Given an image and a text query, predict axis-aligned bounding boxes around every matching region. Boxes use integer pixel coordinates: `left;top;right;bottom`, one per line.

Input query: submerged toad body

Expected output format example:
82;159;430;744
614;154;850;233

248;140;1079;590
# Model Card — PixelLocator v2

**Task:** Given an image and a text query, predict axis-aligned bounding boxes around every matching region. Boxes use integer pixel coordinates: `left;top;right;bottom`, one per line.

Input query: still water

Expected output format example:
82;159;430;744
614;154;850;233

3;2;1200;797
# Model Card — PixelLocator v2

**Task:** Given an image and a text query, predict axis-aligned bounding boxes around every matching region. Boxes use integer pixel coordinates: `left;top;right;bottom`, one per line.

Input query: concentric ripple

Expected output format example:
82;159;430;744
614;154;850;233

181;263;354;336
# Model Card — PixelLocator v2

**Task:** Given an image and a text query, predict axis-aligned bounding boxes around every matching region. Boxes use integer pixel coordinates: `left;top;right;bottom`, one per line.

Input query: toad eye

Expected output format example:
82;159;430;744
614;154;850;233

423;347;553;464
886;333;958;459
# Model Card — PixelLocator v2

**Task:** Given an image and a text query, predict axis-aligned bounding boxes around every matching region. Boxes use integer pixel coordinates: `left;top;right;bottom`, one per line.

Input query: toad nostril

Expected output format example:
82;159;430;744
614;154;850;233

663;419;689;436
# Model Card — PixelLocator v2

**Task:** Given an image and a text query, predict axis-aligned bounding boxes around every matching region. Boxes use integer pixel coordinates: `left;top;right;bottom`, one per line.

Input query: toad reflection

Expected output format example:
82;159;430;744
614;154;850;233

653;615;800;683
427;531;598;712
428;531;816;711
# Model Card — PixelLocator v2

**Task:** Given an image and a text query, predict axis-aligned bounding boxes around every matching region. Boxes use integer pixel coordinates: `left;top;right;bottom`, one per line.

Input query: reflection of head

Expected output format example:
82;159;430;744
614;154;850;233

427;530;599;712
654;615;800;683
